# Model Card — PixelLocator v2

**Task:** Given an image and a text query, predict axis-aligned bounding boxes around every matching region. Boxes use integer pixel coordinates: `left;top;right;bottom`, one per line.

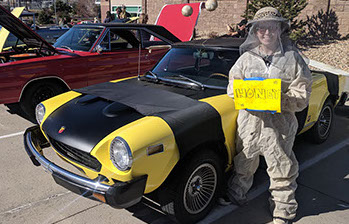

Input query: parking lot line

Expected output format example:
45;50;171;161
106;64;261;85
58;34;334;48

0;192;71;215
299;139;349;171
0;131;25;140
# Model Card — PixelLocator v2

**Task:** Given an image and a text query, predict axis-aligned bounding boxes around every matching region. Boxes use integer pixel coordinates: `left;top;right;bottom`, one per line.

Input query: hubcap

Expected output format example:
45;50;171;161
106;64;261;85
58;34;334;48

318;105;332;137
183;163;217;214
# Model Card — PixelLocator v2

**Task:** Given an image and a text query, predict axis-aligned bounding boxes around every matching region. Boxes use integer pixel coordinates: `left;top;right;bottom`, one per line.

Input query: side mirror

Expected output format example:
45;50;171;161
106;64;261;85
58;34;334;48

95;45;103;54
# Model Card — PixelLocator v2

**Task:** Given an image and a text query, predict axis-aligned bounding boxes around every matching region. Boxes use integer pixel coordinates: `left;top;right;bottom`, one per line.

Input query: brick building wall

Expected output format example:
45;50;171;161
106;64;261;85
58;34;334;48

100;0;110;22
142;0;247;37
142;0;349;38
193;0;247;37
331;0;349;33
299;0;349;34
100;0;142;22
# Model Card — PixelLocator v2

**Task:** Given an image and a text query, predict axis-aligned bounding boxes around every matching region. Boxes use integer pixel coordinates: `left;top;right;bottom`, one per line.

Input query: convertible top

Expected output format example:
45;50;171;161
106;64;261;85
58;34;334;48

173;37;245;50
76;23;182;44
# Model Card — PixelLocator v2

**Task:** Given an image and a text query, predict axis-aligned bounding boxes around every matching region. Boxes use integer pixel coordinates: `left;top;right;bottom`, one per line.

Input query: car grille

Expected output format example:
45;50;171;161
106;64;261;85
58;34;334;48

48;137;102;172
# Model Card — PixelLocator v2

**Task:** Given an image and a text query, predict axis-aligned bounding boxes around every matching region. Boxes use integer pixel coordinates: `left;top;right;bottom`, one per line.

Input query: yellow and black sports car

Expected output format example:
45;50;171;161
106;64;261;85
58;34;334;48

24;38;346;223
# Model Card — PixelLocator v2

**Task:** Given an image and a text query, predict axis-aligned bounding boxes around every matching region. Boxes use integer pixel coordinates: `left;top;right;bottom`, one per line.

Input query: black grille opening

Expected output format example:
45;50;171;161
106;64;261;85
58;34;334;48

48;137;102;172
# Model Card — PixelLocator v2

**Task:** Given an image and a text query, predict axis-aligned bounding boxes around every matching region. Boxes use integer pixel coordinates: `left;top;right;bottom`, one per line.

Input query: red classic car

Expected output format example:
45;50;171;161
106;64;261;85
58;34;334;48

0;6;180;119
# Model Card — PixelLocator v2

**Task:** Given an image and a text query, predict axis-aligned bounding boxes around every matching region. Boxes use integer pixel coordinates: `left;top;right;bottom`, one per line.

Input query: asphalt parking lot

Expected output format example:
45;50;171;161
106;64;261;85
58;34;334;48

0;103;348;224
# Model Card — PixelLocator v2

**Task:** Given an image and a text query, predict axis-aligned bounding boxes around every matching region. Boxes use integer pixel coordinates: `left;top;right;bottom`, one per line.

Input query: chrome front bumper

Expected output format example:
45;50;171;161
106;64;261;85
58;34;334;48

23;126;147;208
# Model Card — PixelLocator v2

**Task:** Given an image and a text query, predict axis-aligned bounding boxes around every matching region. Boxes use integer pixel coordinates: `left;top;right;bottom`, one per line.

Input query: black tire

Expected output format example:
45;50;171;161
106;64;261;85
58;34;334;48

20;80;66;121
158;150;223;224
308;99;334;144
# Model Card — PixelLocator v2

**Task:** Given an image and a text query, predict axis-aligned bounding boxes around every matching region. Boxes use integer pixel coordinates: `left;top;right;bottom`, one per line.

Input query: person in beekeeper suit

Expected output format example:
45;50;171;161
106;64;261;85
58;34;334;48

221;7;313;224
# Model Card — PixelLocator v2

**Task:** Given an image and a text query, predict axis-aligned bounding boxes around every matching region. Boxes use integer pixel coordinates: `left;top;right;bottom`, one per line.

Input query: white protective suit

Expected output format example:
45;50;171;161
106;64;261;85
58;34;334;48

226;10;313;220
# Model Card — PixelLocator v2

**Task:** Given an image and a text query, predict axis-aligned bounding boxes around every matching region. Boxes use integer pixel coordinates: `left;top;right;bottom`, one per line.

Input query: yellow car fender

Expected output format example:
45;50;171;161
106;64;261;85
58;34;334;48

40;91;81;125
299;73;329;134
90;116;180;193
200;94;239;169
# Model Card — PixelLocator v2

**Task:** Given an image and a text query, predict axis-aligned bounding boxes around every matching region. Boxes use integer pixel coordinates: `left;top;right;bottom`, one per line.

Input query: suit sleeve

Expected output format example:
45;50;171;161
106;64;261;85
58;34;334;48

227;56;245;98
281;53;313;112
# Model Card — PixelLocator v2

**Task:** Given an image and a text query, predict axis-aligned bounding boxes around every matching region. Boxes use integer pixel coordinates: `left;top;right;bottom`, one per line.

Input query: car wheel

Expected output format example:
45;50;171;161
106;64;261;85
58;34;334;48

308;99;333;144
159;150;223;224
20;80;65;121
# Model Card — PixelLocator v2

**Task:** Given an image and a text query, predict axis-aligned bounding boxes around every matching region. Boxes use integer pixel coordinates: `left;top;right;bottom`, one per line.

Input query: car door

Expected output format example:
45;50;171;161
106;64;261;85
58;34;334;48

86;28;149;86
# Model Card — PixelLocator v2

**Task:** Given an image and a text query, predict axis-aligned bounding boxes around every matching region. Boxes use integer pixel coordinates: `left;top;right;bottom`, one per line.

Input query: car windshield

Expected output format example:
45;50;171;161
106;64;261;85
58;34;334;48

54;27;103;51
151;47;240;88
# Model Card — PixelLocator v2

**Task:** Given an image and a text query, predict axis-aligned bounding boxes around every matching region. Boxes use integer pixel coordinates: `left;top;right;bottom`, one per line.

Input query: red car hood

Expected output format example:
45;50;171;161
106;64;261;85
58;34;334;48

0;5;56;53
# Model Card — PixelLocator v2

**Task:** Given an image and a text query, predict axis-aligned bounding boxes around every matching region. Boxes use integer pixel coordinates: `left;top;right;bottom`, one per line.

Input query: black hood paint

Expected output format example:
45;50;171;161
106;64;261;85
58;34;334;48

42;96;144;153
0;6;56;52
77;78;226;104
44;78;226;157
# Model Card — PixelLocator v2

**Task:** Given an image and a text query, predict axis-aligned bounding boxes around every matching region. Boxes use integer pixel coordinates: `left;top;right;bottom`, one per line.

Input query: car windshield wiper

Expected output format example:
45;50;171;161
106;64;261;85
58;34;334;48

60;45;74;52
145;71;159;81
173;74;205;90
144;72;208;90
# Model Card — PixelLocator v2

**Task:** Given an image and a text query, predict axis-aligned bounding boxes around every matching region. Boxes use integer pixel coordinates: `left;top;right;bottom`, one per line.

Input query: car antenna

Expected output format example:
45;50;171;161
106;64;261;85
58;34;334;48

137;43;141;80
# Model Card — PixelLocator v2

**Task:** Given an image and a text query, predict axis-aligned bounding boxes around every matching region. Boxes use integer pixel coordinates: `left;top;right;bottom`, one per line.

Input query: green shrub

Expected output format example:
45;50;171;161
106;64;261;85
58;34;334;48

38;8;53;25
51;0;72;21
304;9;340;44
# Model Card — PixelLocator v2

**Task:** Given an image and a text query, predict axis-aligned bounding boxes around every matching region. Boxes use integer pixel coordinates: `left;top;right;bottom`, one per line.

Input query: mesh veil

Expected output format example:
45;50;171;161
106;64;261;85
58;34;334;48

240;21;292;55
238;20;306;71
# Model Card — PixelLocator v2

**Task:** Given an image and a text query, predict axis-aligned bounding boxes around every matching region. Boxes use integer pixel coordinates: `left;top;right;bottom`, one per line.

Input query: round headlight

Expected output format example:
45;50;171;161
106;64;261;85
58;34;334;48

110;137;133;171
35;103;45;125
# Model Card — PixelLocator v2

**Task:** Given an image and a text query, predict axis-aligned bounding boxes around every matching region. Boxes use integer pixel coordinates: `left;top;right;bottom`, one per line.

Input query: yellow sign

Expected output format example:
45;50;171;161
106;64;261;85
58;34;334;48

233;78;281;113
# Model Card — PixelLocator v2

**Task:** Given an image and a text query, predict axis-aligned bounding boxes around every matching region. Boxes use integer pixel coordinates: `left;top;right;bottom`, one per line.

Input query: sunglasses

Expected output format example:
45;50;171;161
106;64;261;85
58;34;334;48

256;25;279;34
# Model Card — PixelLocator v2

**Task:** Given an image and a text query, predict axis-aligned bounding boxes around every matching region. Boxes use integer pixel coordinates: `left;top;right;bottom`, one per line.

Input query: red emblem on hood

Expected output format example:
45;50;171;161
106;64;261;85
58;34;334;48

58;126;66;134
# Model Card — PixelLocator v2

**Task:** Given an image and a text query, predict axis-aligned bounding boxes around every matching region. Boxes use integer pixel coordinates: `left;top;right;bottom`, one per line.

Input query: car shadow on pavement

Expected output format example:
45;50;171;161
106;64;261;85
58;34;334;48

213;166;349;224
293;184;349;223
293;139;349;223
214;185;349;224
5;103;36;124
334;104;349;118
126;197;176;224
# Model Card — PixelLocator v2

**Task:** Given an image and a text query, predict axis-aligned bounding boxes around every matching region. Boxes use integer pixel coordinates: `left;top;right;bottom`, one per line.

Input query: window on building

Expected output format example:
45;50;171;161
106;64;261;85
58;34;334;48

112;5;142;17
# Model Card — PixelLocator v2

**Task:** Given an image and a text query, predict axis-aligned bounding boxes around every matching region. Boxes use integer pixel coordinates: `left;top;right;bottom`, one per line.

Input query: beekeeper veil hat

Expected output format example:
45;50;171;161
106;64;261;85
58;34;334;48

240;7;293;57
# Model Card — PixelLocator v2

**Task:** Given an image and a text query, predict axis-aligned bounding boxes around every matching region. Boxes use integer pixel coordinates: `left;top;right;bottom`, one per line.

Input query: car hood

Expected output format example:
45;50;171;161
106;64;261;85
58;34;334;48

0;7;24;52
43;78;226;157
0;5;56;53
42;95;144;153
